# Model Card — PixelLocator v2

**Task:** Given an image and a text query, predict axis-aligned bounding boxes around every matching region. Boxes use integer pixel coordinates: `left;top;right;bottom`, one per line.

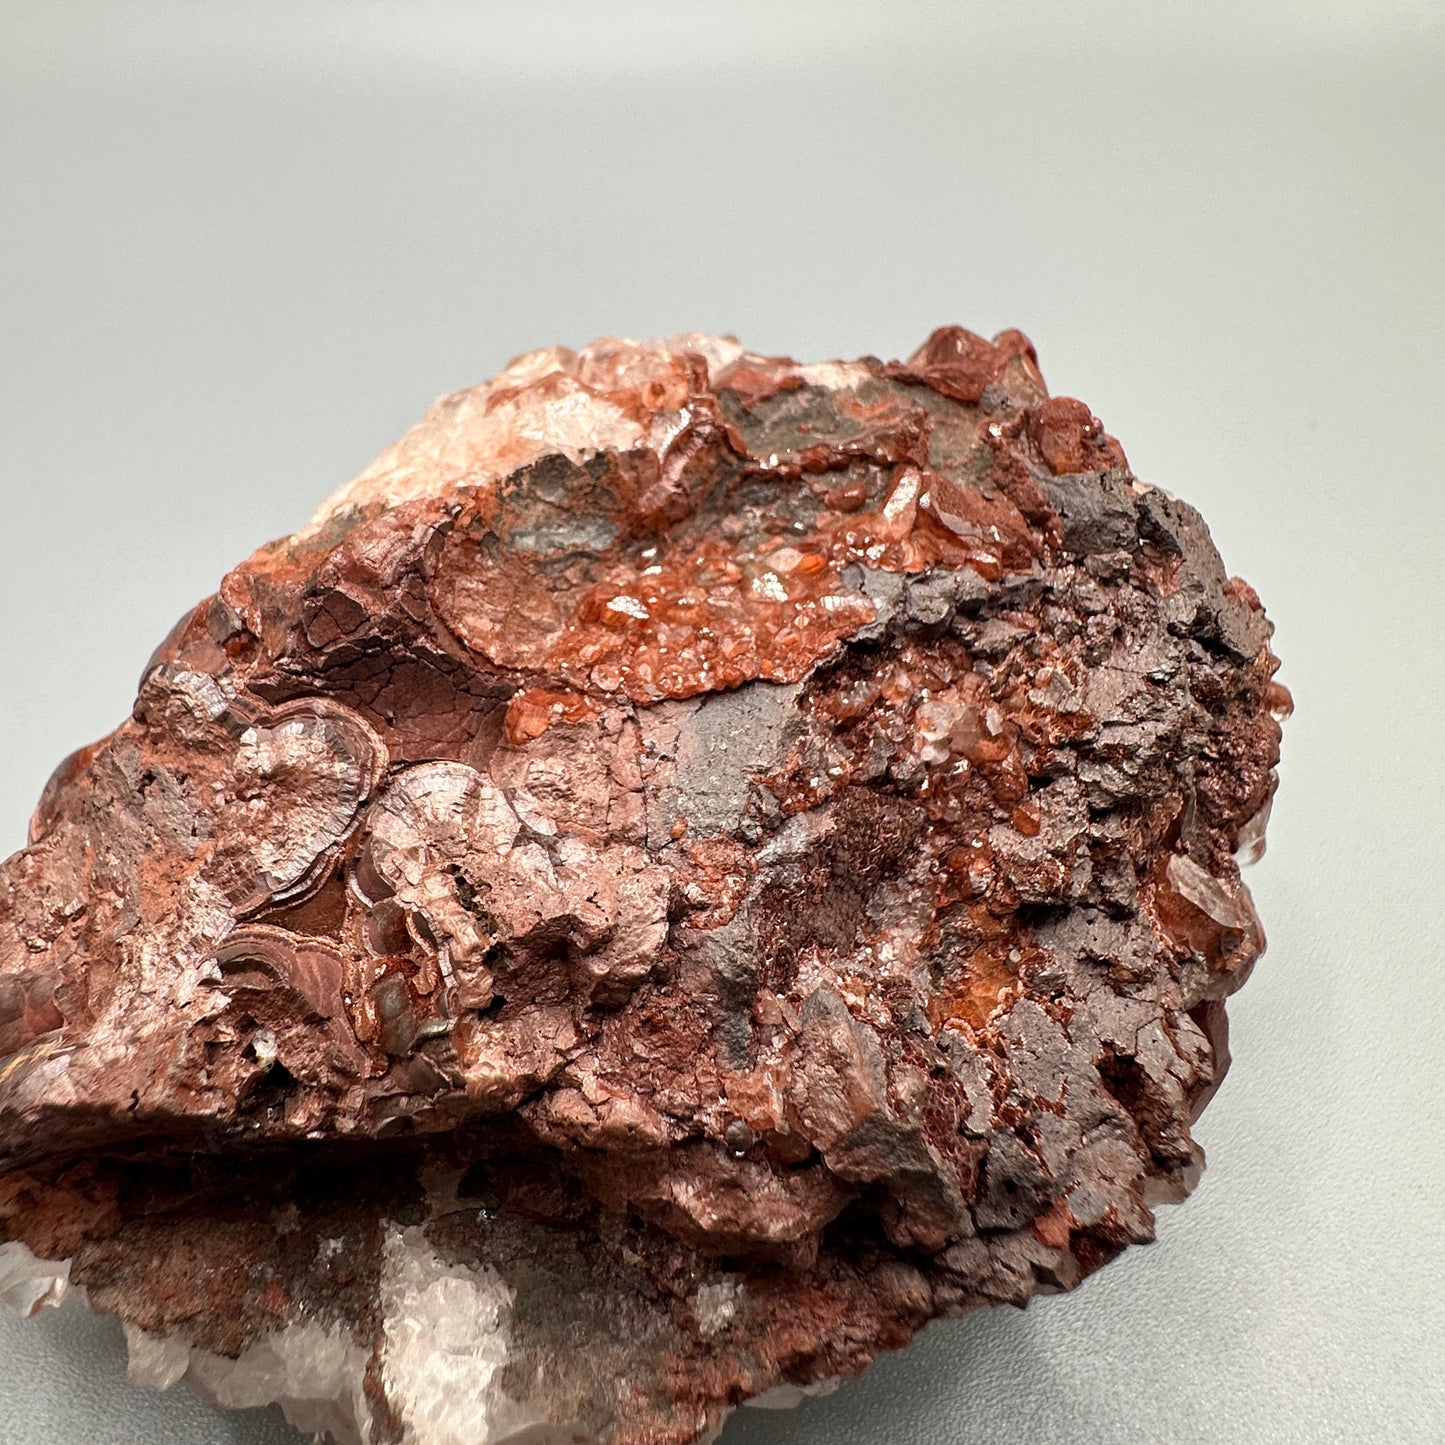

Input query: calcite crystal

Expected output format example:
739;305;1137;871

0;329;1287;1444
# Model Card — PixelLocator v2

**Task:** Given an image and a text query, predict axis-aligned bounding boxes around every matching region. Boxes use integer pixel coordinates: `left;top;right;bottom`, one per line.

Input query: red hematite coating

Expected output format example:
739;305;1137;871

0;329;1287;1445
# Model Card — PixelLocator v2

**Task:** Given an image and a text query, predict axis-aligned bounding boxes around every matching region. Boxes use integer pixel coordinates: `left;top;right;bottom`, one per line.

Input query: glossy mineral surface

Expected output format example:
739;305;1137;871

0;329;1286;1445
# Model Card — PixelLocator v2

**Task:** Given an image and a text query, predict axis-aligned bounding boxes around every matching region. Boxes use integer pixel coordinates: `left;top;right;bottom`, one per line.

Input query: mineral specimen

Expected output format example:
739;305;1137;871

0;329;1287;1444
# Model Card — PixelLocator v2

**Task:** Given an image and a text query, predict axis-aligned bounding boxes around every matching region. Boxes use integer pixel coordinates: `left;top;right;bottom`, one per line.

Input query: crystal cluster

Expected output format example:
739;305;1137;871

0;329;1286;1444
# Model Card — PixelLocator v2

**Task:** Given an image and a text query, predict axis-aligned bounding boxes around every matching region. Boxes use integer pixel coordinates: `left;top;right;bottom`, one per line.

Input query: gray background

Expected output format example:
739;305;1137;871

1;3;1442;1442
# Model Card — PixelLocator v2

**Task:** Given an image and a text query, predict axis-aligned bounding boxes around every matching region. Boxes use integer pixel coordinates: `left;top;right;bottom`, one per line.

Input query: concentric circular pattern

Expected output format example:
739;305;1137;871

0;329;1286;1445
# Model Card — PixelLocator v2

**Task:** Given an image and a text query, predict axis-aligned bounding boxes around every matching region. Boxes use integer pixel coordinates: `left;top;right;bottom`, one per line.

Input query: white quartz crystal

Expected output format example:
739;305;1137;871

126;1318;373;1445
5;1225;598;1445
0;1240;71;1317
124;1324;192;1391
380;1222;583;1445
689;1279;742;1338
745;1377;843;1410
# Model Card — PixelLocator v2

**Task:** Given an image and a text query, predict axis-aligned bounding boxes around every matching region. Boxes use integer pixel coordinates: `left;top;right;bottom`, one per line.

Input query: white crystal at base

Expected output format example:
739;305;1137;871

745;1377;843;1410
126;1318;373;1445
0;1241;71;1317
97;1221;598;1445
381;1223;588;1445
4;1228;831;1443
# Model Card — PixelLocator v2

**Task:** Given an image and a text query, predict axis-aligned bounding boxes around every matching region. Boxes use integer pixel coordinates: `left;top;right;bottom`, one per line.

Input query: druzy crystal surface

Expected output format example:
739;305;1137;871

0;329;1286;1444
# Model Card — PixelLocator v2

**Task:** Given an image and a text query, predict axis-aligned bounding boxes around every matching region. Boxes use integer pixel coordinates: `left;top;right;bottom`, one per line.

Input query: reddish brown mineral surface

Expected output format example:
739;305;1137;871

0;329;1286;1445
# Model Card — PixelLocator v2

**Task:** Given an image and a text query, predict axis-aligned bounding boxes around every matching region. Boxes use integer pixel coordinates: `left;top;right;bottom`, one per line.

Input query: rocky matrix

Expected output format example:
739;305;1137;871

0;330;1287;1445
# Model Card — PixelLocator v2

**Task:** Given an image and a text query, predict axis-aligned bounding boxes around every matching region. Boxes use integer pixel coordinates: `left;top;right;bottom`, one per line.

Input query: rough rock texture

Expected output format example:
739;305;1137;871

0;329;1287;1444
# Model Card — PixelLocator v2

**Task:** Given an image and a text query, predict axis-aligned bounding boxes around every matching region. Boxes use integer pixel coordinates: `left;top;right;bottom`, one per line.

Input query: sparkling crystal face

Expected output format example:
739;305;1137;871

0;330;1285;1445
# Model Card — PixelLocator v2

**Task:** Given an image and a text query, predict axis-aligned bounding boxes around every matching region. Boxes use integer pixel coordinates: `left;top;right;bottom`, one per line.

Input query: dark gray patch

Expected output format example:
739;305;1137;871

641;680;804;843
1039;468;1139;554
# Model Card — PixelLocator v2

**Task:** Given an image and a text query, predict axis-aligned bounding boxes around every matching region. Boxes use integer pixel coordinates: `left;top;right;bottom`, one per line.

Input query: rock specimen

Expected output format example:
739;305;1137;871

0;329;1287;1444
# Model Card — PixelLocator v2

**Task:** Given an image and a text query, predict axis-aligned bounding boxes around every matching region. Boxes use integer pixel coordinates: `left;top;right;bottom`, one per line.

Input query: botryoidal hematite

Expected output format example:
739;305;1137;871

0;330;1287;1445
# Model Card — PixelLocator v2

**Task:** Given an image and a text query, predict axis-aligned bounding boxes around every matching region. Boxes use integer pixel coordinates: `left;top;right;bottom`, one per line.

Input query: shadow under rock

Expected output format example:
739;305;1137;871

717;1303;1051;1445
